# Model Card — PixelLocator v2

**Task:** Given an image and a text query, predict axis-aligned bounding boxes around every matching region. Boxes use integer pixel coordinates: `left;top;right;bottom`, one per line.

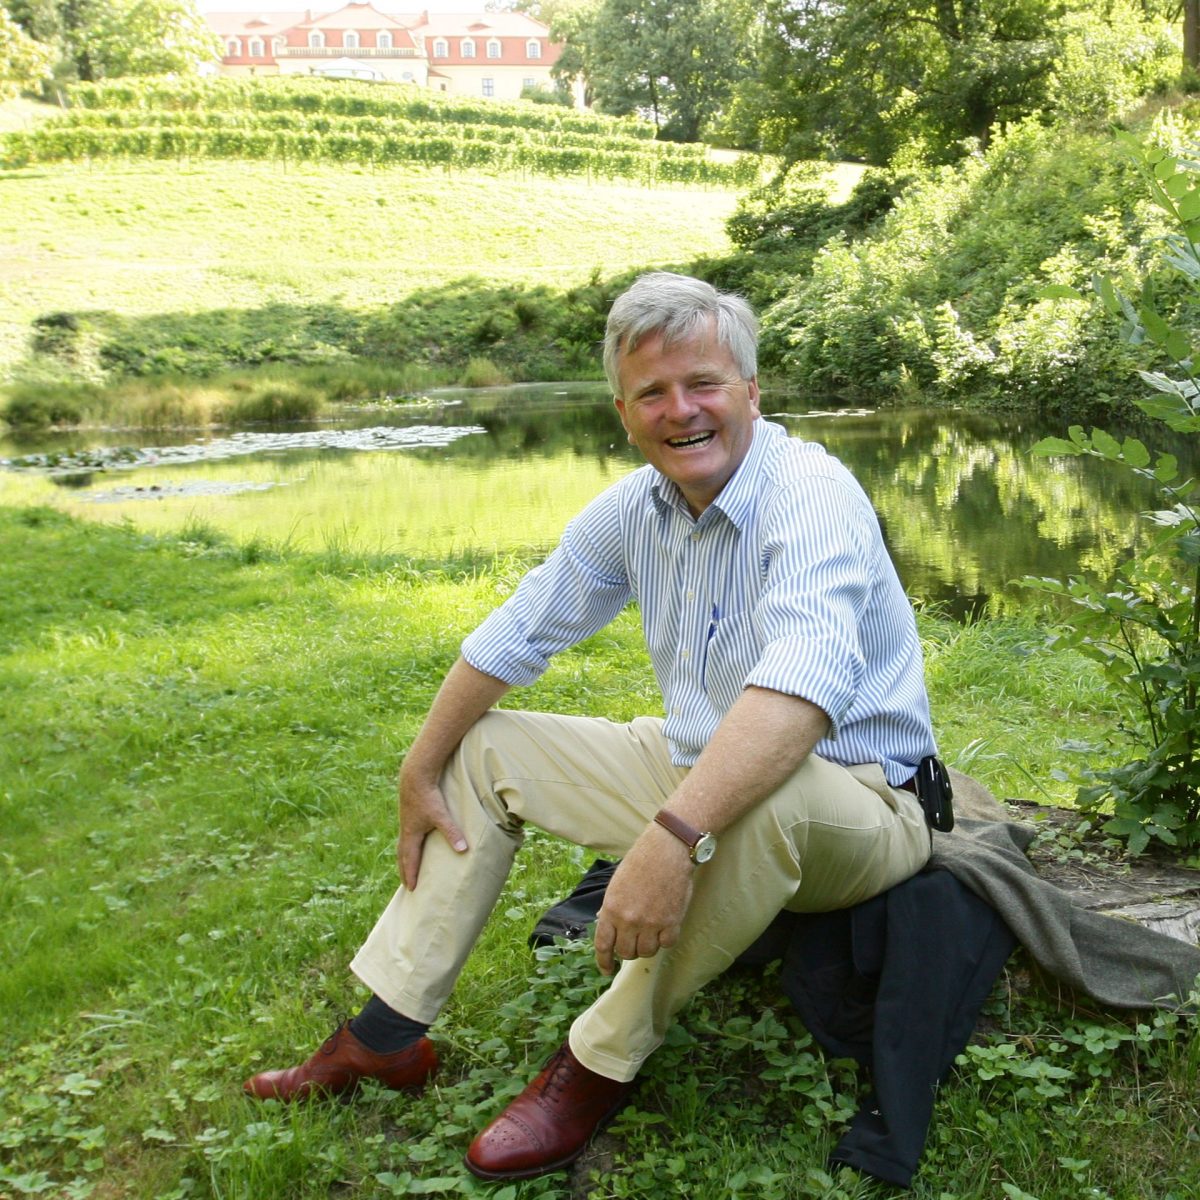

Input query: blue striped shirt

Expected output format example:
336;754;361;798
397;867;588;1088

462;419;936;784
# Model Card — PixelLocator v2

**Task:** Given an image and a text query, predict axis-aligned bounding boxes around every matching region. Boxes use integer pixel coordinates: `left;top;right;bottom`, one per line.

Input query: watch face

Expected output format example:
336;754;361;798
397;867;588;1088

693;833;717;864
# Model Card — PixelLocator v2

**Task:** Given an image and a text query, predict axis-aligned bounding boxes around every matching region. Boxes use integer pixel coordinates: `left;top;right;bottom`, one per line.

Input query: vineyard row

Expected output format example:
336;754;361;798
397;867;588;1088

1;125;761;186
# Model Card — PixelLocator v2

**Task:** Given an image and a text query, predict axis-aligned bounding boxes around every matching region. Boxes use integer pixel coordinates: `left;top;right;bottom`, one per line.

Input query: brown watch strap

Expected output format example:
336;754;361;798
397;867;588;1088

653;808;704;852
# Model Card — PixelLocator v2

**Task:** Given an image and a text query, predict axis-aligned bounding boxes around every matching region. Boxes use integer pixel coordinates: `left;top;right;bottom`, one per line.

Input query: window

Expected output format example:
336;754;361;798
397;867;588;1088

487;39;501;59
248;37;264;56
377;31;392;49
523;77;536;90
343;31;359;49
526;39;541;59
226;38;241;56
433;38;447;57
481;77;494;97
308;30;324;48
461;38;475;58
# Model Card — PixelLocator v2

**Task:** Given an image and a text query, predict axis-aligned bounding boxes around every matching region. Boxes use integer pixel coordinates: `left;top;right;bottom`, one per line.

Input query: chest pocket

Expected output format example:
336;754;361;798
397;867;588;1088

702;610;759;715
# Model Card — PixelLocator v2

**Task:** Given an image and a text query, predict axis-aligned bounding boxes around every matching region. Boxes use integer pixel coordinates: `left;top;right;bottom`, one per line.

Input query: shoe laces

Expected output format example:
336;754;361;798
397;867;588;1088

318;1019;350;1056
539;1047;577;1103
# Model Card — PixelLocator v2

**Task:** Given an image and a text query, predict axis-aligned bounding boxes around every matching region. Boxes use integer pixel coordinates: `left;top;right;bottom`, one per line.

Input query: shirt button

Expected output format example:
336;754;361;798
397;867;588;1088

681;649;691;660
691;533;701;542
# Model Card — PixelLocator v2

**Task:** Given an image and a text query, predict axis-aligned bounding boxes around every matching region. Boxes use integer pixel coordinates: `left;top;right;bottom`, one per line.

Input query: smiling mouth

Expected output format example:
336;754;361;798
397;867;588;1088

666;432;715;449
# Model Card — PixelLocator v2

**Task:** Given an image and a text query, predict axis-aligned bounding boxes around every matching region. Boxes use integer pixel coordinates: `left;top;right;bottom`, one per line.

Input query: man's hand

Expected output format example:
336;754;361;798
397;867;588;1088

593;825;694;976
396;767;468;892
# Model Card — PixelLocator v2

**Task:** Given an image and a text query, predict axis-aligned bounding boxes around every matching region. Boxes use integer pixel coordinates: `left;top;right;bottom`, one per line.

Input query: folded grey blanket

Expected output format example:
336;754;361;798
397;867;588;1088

931;817;1200;1008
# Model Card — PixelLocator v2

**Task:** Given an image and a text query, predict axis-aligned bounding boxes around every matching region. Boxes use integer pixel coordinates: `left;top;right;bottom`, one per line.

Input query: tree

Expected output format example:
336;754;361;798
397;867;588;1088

78;0;220;79
0;3;54;96
554;0;751;142
730;0;1177;166
8;0;219;84
740;0;1060;164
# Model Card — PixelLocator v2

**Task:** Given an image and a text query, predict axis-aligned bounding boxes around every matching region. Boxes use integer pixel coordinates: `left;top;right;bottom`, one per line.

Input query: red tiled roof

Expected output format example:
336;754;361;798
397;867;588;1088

205;11;306;36
303;2;413;29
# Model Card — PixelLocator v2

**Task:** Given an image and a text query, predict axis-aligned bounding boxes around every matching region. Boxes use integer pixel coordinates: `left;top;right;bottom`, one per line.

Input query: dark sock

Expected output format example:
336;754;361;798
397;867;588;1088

349;994;430;1055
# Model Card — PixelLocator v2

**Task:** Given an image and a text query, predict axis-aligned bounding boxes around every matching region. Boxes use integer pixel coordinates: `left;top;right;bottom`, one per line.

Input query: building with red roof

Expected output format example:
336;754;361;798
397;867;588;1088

205;3;570;102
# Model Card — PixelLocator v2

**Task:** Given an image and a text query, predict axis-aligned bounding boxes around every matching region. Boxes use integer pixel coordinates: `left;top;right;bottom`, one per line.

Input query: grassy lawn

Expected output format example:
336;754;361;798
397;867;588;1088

0;158;739;380
2;506;1197;1199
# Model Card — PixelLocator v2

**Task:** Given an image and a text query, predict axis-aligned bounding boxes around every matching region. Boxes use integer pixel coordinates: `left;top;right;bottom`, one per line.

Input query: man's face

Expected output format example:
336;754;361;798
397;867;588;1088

614;320;760;516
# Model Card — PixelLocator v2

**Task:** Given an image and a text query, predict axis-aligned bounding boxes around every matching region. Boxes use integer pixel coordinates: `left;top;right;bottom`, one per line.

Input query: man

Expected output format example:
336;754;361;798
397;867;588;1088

243;272;936;1181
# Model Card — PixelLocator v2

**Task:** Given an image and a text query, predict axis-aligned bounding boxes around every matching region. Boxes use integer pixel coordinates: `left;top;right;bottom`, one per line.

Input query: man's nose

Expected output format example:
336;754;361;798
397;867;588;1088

663;386;700;419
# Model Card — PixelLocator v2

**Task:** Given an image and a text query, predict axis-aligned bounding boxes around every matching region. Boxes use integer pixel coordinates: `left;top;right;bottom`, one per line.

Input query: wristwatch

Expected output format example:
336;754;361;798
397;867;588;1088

653;809;717;865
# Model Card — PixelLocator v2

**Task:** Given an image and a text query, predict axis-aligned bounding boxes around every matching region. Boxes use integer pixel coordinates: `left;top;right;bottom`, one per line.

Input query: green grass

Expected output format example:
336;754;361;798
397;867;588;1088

1;506;1197;1199
0;95;57;134
0;158;739;384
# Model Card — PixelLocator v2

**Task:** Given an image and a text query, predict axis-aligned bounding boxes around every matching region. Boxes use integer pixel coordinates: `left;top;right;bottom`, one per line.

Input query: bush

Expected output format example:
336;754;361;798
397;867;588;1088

217;383;321;424
1;383;92;428
758;119;1160;412
1026;134;1200;857
459;357;510;388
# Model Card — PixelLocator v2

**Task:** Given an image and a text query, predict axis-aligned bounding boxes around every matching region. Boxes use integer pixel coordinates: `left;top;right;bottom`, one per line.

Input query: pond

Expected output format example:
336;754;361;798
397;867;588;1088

0;382;1180;616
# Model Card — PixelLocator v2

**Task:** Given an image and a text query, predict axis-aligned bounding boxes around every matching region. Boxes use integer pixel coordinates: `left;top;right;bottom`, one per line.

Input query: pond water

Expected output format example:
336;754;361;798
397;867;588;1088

0;382;1181;616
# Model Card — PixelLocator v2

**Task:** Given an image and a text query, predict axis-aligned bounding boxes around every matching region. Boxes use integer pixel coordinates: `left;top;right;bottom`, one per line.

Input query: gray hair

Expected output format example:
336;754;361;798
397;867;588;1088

603;272;759;395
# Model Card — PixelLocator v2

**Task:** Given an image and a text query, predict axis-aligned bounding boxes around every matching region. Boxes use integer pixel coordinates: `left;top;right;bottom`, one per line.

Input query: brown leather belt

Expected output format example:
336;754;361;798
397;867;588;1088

896;775;918;795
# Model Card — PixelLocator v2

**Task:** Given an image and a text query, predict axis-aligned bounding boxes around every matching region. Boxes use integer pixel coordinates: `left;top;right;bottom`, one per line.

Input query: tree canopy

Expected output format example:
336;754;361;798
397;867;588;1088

1;4;54;97
7;0;219;86
550;0;751;142
720;0;1180;164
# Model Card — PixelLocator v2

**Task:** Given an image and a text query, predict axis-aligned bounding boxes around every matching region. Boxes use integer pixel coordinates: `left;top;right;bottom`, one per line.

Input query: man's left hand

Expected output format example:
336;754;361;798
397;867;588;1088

593;826;694;976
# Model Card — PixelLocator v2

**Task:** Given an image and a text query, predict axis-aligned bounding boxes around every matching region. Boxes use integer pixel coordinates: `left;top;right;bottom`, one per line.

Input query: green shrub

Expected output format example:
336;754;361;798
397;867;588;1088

1026;134;1200;857
459;357;509;388
1;383;92;428
759;119;1159;412
217;383;321;424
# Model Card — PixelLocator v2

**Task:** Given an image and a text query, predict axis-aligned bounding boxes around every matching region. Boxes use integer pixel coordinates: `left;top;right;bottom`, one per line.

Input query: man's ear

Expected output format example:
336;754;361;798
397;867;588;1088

613;397;636;444
747;377;761;416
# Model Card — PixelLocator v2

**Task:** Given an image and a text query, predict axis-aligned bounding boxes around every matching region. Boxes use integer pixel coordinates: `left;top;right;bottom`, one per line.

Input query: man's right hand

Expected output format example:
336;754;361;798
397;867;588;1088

396;768;468;891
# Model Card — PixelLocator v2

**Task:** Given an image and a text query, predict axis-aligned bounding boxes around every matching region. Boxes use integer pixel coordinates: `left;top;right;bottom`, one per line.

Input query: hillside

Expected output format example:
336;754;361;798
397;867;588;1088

0;157;741;385
0;78;760;391
1;76;762;186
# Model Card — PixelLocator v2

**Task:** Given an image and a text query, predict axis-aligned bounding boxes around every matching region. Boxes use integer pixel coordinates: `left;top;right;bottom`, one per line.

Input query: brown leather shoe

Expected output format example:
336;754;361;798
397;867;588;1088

243;1022;437;1102
464;1042;636;1180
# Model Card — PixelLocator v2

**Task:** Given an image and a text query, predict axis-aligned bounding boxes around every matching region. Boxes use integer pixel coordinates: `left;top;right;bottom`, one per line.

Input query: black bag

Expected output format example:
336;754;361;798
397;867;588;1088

528;858;617;948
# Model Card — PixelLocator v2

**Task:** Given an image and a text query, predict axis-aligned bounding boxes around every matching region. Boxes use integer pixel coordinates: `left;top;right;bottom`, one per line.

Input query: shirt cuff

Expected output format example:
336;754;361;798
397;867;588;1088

743;635;859;740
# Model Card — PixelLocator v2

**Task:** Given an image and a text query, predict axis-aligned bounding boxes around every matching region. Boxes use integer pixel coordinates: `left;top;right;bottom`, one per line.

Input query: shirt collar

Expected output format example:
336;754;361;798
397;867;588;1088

648;418;780;530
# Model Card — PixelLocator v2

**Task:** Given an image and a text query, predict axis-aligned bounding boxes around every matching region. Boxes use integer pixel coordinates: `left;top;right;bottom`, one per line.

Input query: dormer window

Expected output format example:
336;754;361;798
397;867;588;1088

487;39;501;59
344;31;359;49
433;38;448;57
248;37;264;56
308;30;324;48
461;38;475;58
527;39;541;59
226;38;241;56
378;31;392;49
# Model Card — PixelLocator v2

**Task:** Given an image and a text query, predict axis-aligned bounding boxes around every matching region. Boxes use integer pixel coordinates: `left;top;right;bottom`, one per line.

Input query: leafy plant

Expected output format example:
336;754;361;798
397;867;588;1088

1025;132;1200;855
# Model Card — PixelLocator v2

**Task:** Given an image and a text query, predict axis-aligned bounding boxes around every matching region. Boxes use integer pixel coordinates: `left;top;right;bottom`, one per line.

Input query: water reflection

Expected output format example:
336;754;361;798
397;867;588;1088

0;382;1183;616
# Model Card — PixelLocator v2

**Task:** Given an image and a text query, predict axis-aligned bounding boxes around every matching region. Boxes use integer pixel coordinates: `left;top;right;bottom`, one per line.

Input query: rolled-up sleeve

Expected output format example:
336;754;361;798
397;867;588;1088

462;487;633;686
742;475;877;739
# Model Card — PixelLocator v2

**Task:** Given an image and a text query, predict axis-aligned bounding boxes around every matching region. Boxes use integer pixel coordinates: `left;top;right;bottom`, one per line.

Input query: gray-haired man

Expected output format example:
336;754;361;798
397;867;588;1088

244;271;935;1181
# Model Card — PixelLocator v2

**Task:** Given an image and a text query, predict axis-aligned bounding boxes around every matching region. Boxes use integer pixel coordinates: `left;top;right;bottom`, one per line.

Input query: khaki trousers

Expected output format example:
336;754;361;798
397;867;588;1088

351;710;931;1082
